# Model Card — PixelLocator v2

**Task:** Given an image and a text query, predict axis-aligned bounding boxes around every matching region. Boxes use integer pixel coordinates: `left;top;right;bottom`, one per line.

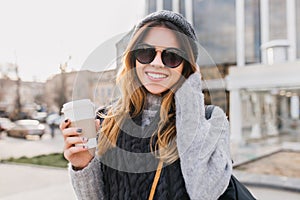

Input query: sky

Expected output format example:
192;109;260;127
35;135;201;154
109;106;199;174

0;0;145;82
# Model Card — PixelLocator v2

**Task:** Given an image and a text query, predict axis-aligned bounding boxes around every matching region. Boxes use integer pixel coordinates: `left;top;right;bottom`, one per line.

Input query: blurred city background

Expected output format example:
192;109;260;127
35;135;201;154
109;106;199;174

1;0;300;199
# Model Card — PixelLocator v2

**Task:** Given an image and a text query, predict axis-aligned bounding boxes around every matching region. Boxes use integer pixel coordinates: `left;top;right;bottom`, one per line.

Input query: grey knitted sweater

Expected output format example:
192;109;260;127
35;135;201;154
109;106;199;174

69;73;232;200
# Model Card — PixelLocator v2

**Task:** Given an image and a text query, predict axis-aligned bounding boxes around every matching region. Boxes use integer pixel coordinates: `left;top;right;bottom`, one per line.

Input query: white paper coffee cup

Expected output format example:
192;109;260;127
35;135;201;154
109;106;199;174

61;99;97;155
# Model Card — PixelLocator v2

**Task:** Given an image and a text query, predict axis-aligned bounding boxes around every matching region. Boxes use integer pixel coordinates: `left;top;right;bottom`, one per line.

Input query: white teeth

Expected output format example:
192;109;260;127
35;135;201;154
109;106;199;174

146;72;167;79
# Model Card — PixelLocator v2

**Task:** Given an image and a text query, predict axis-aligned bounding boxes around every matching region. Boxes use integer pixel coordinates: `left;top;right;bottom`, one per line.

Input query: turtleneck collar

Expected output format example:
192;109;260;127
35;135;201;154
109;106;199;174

144;93;162;110
142;93;162;128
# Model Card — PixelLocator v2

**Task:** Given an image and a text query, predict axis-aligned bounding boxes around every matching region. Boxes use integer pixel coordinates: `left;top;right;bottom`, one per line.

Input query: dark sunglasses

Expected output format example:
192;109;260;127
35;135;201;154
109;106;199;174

133;44;186;68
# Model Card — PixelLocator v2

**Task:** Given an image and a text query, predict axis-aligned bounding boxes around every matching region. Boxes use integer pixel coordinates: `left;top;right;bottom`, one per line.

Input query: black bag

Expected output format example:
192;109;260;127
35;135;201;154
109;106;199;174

218;175;256;200
205;105;256;200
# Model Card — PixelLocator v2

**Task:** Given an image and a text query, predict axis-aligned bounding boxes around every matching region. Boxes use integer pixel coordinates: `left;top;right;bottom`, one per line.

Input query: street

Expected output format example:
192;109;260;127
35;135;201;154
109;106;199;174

1;162;300;200
0;124;64;160
248;186;300;200
0;125;77;200
0;163;76;200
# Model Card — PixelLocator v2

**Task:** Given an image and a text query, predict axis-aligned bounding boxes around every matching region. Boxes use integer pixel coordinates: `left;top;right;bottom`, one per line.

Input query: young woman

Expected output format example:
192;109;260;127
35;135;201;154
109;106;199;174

61;10;232;200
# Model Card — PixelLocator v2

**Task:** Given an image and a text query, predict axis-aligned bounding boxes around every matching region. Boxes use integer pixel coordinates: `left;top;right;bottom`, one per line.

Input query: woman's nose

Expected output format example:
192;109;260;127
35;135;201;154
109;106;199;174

150;51;164;67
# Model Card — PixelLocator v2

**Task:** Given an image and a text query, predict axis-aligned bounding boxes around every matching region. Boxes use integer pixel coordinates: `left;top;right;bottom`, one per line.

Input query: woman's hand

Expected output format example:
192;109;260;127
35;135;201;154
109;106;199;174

60;119;100;170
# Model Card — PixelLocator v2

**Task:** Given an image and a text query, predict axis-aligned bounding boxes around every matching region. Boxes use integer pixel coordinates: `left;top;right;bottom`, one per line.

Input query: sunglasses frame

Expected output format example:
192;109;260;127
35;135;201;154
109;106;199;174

133;43;186;68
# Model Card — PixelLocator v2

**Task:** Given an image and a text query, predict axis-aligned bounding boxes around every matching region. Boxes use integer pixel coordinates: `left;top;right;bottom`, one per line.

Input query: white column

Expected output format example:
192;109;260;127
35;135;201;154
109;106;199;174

185;0;193;25
157;0;163;11
260;0;269;44
264;94;278;136
280;97;289;131
260;0;269;63
287;0;297;61
229;90;243;144
250;93;262;138
236;0;245;67
291;95;300;119
173;0;180;13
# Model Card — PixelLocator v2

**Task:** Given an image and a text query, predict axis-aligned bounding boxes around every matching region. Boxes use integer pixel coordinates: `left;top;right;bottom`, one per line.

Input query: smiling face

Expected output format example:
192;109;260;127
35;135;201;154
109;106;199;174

135;27;184;95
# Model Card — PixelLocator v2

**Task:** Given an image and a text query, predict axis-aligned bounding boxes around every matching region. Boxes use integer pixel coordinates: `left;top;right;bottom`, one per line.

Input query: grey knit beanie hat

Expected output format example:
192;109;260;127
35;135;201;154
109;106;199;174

134;10;199;61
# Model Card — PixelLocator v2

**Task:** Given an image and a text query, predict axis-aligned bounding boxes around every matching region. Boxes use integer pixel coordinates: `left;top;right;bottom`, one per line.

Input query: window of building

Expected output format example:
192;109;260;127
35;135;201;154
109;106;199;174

107;88;112;97
101;88;105;97
147;0;157;13
163;0;172;11
193;0;236;65
179;0;186;17
296;0;300;59
269;0;287;40
245;0;260;63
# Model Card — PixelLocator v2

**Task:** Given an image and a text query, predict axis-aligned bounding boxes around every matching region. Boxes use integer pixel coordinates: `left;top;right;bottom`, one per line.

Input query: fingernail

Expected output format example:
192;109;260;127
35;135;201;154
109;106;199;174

76;128;82;133
64;119;69;123
82;145;87;149
82;137;88;142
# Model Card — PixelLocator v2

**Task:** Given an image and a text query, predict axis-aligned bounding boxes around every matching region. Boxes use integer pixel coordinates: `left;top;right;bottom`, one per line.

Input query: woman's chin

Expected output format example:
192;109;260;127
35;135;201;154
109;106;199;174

144;84;168;95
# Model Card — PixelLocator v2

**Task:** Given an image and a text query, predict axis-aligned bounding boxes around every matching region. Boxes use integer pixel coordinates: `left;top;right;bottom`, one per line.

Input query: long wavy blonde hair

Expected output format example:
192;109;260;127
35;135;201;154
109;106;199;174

97;20;198;164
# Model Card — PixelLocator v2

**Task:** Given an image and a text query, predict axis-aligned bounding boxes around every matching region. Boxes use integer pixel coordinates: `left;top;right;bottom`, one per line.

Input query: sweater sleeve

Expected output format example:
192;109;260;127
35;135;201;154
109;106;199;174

175;73;232;200
69;156;105;200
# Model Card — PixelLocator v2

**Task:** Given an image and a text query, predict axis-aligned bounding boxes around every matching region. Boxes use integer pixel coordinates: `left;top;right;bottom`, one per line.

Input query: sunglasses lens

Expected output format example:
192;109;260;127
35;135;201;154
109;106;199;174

134;45;184;68
162;50;183;68
135;48;156;64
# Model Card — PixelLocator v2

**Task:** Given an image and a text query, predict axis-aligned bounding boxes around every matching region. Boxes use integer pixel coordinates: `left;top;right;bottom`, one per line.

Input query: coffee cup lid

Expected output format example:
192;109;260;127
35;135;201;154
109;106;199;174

61;99;94;113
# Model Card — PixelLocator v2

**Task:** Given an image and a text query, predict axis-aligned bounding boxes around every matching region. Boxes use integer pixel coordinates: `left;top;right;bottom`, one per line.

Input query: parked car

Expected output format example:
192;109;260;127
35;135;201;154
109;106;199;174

7;119;45;139
0;117;14;132
31;111;48;122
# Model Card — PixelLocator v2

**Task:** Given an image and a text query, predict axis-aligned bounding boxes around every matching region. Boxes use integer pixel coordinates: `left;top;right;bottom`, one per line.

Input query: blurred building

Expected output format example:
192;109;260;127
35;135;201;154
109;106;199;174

2;0;299;146
0;78;16;115
145;0;300;143
0;78;44;117
44;69;116;113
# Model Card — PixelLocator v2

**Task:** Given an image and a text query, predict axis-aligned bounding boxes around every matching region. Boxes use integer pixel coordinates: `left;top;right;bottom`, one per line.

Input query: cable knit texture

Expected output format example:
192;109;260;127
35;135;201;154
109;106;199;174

99;93;189;200
69;73;232;200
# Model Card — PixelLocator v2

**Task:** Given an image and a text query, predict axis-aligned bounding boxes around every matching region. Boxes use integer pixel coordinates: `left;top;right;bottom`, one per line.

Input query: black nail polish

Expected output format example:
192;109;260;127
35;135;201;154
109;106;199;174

76;128;82;133
64;119;69;123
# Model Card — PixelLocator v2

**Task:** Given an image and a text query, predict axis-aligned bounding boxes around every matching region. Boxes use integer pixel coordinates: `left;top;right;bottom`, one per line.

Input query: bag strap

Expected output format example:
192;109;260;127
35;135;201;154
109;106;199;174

148;105;214;200
148;160;164;200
